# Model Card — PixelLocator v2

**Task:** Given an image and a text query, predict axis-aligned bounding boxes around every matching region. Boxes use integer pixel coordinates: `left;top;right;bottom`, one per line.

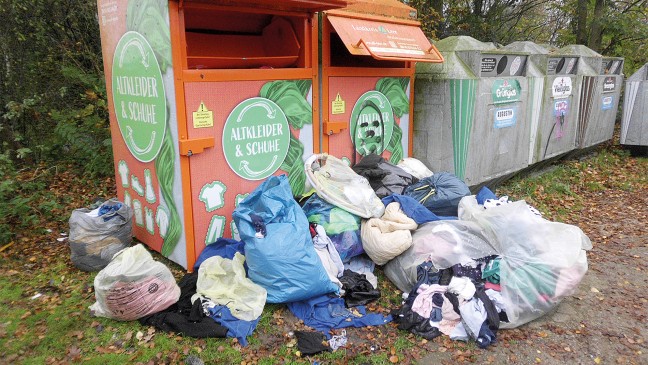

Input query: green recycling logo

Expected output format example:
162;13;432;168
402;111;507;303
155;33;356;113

350;91;394;156
223;97;290;180
112;31;167;162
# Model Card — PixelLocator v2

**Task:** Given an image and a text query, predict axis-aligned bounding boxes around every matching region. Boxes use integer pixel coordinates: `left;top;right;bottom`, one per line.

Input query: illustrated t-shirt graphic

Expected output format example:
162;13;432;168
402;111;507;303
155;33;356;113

156;207;169;238
133;199;144;226
199;181;226;212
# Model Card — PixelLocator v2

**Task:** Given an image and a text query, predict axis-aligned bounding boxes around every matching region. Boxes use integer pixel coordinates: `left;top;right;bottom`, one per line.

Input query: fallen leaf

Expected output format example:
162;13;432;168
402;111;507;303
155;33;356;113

594;357;601;364
389;355;399;363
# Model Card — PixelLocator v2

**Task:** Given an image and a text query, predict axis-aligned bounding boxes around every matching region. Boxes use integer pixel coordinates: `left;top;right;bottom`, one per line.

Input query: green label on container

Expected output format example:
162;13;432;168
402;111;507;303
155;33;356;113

492;79;521;105
223;97;290;180
350;91;394;156
112;31;167;162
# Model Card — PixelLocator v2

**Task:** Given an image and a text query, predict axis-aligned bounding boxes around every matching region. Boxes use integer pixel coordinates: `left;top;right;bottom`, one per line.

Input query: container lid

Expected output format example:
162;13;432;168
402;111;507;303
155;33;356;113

434;36;493;52
502;41;549;55
181;0;350;12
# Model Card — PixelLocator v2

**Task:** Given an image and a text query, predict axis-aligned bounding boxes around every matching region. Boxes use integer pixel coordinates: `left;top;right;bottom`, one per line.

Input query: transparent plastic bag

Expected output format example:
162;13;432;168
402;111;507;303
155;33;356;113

383;220;493;293
90;244;180;321
458;195;591;328
302;193;363;262
196;253;267;321
68;198;133;271
304;154;384;218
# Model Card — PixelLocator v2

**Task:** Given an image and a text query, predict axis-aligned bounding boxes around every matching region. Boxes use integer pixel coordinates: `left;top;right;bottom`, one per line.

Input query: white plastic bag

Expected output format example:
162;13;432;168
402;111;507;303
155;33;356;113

90;244;180;321
361;202;417;265
305;154;384;218
397;157;433;179
196;253;267;321
458;195;591;328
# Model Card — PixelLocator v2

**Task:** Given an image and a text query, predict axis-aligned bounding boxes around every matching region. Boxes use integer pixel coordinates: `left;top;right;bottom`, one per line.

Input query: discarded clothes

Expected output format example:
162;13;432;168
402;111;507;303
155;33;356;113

193;238;245;271
287;294;391;338
295;331;331;355
339;269;380;307
381;195;455;224
139;272;228;339
303;194;364;262
351;153;418;198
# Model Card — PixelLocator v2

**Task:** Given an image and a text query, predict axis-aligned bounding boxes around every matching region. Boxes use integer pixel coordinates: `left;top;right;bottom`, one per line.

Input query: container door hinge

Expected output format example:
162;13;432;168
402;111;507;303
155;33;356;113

179;137;214;156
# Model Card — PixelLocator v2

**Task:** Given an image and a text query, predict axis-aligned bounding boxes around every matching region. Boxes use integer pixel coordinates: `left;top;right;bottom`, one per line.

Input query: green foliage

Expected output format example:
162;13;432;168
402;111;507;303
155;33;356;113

0;0;111;177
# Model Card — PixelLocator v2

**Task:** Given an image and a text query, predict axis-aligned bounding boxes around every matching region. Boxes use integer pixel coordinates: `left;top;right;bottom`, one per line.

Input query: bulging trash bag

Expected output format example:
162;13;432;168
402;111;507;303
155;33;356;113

403;172;471;217
233;175;340;303
305;154;384;219
302;194;363;262
196;253;267;321
68;198;133;271
361;202;418;266
90;244;181;321
384;220;492;293
458;195;591;328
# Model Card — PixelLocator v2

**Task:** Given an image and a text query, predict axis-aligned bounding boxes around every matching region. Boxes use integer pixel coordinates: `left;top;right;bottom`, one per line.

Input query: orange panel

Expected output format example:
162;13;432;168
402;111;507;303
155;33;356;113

327;15;443;63
181;0;349;12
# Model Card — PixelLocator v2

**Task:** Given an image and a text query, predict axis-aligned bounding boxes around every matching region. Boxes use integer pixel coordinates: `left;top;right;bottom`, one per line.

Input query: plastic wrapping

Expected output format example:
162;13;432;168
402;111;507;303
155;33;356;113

383;220;493;293
397;157;433;179
458;195;591;328
68;198;133;271
304;154;384;218
302;194;363;261
90;244;180;321
196;253;267;321
233;175;339;303
361;202;417;266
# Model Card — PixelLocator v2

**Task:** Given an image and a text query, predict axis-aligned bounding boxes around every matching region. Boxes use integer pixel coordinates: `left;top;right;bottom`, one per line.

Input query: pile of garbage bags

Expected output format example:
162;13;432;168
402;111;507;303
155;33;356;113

77;153;590;349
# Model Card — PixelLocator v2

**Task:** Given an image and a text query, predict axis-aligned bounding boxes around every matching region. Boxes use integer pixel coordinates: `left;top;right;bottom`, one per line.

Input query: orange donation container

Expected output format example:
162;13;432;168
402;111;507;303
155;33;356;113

319;0;443;165
96;0;347;269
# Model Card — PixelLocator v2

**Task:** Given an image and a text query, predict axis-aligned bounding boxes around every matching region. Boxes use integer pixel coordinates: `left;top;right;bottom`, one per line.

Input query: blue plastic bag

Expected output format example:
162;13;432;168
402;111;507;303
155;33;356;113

301;194;363;262
233;175;339;303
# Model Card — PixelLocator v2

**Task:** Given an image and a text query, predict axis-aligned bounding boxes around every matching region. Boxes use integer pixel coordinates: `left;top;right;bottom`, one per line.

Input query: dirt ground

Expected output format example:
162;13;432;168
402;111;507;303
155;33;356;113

414;179;648;364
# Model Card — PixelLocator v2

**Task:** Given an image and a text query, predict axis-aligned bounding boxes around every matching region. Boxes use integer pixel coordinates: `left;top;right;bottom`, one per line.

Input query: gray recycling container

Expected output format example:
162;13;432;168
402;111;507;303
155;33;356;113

500;41;548;165
531;47;586;162
414;36;531;187
559;45;623;149
620;63;648;147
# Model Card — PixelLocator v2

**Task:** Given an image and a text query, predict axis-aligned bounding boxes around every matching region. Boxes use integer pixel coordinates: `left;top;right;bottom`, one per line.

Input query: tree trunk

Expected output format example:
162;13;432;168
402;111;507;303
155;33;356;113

588;0;605;51
576;0;588;44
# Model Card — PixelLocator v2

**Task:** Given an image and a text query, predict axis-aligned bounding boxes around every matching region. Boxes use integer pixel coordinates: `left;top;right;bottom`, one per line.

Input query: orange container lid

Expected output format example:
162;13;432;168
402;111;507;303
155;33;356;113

326;0;418;22
180;0;350;12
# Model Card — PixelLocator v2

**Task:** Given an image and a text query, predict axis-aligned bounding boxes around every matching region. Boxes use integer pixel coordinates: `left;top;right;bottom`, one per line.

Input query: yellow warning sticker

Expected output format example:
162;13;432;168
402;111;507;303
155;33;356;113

331;93;345;115
193;102;214;128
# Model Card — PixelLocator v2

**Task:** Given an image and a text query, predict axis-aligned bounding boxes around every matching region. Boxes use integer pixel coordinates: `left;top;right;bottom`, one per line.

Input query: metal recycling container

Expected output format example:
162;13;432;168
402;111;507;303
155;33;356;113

500;41;548;165
96;0;347;269
531;46;587;163
414;36;531;187
319;0;443;166
620;63;648;148
559;46;624;149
